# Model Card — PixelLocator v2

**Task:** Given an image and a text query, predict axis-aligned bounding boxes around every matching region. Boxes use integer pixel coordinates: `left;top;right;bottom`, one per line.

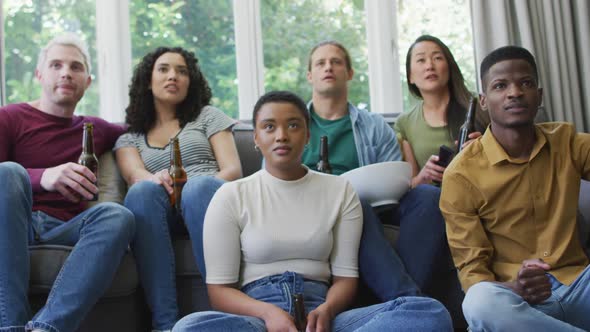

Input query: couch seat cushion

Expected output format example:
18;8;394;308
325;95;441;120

28;245;138;298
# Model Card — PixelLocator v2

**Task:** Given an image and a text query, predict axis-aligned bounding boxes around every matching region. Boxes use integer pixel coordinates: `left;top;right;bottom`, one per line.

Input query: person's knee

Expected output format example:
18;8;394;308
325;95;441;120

413;184;441;199
463;282;513;324
404;184;441;208
172;311;260;331
91;202;136;242
172;311;213;331
0;161;29;187
381;296;453;329
182;176;224;199
404;296;451;322
125;180;165;204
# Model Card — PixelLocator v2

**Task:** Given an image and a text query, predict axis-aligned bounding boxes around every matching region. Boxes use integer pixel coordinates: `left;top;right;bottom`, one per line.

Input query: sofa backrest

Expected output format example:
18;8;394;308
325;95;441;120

232;122;262;177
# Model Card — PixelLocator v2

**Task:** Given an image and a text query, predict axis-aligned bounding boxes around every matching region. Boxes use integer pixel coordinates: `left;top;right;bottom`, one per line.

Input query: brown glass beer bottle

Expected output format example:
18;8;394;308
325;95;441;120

78;122;99;201
292;293;307;332
169;137;187;213
316;136;333;174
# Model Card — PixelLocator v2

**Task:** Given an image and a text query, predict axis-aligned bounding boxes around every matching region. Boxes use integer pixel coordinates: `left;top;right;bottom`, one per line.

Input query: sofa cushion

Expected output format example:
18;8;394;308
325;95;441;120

87;151;127;207
173;237;200;276
233;122;262;177
29;245;138;298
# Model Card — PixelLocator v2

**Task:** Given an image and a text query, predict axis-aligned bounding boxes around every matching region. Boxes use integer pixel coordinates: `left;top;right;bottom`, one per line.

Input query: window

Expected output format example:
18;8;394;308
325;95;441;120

260;0;370;110
396;0;475;112
2;0;98;115
1;0;474;120
129;0;238;118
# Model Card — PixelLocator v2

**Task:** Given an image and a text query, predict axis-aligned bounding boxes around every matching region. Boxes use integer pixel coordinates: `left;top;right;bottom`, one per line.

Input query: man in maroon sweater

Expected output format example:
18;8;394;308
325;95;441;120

0;33;135;332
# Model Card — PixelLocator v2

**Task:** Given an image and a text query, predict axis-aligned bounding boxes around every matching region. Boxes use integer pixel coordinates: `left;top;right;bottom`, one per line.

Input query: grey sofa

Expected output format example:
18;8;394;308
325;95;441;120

27;122;590;332
27;123;265;332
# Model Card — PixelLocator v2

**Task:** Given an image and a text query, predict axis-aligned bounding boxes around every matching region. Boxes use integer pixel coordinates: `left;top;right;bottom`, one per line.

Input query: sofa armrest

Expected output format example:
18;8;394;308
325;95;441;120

578;180;590;255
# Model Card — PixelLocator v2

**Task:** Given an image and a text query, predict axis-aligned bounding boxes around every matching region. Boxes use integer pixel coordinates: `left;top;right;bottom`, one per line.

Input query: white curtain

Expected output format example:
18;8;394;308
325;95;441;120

471;0;590;132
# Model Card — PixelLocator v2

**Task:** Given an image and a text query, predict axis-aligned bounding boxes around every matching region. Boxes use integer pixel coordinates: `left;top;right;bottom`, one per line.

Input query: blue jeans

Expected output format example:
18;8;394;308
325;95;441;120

0;162;135;332
361;185;464;304
463;265;590;331
124;176;224;330
171;272;452;331
387;185;464;324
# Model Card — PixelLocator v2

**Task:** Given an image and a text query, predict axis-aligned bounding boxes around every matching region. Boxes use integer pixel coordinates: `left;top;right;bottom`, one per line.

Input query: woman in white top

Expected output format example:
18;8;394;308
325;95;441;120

172;91;452;332
114;47;242;331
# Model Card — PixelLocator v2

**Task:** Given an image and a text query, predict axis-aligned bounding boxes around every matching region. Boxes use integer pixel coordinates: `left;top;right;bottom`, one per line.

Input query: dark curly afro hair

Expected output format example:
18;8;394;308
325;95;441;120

125;47;212;134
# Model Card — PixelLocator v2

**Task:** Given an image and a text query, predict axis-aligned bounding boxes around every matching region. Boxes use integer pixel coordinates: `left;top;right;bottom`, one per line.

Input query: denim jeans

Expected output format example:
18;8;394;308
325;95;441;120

463;265;590;331
387;184;464;324
124;176;224;330
0;162;135;332
359;184;464;324
171;271;453;331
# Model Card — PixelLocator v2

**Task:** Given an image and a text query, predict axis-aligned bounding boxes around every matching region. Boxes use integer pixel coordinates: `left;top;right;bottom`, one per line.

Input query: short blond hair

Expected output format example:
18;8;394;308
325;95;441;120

36;32;92;74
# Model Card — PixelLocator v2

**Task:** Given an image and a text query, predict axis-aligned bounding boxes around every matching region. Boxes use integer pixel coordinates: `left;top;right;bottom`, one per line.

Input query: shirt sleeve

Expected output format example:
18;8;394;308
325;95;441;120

203;183;243;284
202;106;237;138
0;109;12;162
0;108;44;191
572;131;590;180
113;132;141;151
393;113;407;143
330;181;363;277
440;169;496;291
377;118;402;162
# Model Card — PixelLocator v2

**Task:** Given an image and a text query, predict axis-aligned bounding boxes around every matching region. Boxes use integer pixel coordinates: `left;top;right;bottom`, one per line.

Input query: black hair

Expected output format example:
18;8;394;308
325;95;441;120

307;40;353;72
405;35;474;140
480;45;538;91
125;47;212;134
252;91;309;127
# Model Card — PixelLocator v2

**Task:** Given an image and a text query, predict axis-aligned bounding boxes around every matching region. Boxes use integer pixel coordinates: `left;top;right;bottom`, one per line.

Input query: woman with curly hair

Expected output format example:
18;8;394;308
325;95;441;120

114;46;242;331
395;35;489;187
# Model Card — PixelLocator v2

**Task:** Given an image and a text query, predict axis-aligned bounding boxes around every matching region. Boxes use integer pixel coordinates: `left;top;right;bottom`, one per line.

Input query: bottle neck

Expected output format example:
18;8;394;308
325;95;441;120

82;128;94;154
170;139;183;167
319;137;329;161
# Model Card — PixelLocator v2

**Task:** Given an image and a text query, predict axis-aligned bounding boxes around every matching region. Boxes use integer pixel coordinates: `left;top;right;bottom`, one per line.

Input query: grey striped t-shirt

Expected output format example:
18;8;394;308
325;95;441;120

114;106;236;178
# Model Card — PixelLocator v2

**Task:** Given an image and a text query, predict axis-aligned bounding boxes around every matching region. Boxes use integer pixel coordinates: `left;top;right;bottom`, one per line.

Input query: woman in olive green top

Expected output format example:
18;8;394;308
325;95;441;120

395;35;488;187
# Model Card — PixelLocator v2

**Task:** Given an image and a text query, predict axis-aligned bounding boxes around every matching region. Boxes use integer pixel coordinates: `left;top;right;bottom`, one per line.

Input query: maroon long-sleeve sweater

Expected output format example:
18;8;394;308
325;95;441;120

0;103;125;221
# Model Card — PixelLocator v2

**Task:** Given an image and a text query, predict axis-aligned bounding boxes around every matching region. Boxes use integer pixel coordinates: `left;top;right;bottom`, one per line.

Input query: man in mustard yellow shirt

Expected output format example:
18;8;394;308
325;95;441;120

440;45;590;331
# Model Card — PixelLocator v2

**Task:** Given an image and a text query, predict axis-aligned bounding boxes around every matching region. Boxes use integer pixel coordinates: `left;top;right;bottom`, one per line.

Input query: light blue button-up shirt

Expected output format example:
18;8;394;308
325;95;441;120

307;101;401;167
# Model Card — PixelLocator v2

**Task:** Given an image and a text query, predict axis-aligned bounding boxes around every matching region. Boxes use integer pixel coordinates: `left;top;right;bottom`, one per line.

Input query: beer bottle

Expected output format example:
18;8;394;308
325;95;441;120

169;137;187;213
457;97;477;153
78;122;99;201
316;136;332;174
292;293;307;332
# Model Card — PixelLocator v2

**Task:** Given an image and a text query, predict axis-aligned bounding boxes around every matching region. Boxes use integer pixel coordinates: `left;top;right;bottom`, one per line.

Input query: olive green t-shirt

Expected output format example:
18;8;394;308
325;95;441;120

394;102;454;169
302;110;359;175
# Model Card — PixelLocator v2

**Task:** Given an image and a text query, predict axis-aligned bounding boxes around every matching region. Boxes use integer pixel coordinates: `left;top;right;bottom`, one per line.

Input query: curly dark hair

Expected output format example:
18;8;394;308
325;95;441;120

125;47;212;134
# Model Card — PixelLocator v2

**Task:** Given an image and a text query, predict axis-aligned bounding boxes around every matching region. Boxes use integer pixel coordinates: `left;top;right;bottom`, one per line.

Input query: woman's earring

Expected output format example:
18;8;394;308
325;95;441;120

254;145;260;152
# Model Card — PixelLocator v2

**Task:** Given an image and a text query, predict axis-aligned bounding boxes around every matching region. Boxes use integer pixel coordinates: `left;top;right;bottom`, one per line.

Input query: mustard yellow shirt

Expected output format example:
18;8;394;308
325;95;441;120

440;122;590;291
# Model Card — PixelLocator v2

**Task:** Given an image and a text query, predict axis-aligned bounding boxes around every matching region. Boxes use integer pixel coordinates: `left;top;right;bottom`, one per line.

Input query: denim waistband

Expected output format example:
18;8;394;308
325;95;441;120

240;271;329;315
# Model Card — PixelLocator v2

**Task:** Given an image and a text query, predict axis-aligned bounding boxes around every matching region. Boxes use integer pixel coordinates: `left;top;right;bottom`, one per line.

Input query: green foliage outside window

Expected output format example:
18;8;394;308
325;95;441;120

260;0;370;111
130;0;238;118
2;0;474;118
397;0;475;112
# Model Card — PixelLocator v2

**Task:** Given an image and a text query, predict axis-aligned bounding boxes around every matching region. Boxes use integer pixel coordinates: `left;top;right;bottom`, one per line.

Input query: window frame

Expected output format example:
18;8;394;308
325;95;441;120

0;0;5;106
